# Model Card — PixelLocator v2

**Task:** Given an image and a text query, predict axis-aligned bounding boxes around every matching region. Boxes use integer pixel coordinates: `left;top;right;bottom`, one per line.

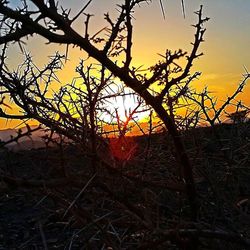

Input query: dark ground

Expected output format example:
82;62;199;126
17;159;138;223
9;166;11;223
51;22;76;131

0;122;250;249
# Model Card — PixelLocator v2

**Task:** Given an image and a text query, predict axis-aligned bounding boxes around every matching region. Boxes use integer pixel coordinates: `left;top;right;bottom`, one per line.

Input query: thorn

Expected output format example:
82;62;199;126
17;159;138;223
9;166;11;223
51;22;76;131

181;0;186;19
243;65;249;74
159;0;166;20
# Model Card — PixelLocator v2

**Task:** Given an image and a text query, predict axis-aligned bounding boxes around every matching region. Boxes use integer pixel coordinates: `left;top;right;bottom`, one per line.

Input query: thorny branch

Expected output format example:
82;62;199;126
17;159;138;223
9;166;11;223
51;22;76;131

2;1;246;249
0;0;209;221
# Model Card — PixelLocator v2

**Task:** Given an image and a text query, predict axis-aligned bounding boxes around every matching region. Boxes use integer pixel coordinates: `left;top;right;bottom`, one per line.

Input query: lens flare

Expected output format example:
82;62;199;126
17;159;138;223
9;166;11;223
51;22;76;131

109;136;137;161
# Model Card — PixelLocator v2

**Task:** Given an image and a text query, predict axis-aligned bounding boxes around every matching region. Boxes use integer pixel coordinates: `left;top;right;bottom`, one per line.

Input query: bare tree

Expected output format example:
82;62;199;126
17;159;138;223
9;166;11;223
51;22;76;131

0;0;209;219
1;2;250;249
0;2;227;249
188;73;250;126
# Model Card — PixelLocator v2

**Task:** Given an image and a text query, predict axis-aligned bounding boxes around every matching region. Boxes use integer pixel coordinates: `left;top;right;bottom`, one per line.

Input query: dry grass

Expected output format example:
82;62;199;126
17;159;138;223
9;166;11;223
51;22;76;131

0;121;250;249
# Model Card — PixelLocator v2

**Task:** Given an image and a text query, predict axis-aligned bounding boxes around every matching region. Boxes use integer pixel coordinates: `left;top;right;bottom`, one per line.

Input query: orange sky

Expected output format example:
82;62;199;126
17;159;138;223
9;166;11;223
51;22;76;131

1;0;250;129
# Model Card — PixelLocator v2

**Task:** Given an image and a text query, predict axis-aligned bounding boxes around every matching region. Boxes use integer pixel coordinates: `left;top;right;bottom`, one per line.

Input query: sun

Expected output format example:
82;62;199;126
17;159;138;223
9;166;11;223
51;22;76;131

102;84;150;124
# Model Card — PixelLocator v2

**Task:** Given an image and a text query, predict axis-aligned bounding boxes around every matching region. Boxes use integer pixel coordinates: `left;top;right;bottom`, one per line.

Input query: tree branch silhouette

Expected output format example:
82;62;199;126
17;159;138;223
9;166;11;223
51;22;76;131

0;0;208;221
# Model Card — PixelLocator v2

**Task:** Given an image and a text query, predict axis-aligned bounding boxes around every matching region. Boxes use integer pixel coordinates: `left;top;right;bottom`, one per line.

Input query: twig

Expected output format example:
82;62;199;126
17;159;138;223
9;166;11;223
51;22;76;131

63;173;96;217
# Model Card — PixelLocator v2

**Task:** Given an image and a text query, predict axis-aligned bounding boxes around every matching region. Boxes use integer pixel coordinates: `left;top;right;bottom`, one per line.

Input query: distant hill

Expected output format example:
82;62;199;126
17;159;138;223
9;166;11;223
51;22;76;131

0;126;47;151
0;121;164;151
3;120;248;151
0;125;47;141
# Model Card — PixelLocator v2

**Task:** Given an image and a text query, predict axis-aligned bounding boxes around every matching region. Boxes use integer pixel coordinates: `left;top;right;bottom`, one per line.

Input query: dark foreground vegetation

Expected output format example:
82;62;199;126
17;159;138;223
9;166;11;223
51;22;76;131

0;1;250;249
0;121;250;249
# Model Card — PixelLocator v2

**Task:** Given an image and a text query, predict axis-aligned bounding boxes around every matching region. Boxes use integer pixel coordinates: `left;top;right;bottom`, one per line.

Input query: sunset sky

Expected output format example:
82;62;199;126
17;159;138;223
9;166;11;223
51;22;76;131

1;0;250;129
